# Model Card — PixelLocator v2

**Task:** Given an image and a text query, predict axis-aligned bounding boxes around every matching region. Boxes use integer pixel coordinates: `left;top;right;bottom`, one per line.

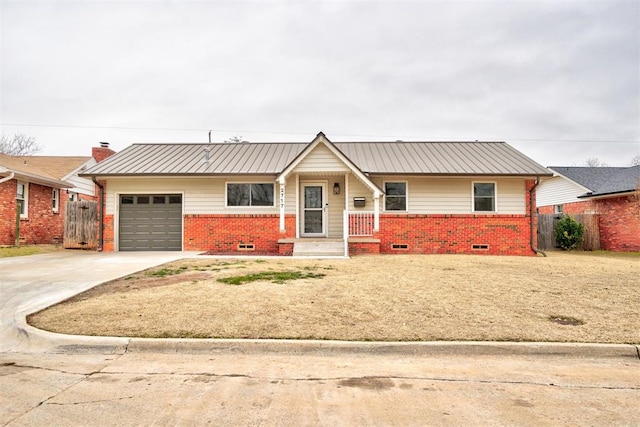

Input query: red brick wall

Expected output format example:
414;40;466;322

0;180;17;245
537;196;639;252
0;180;66;245
102;214;114;251
92;146;116;163
348;241;380;255
184;214;296;254
538;200;596;215
595;196;640;252
377;214;534;256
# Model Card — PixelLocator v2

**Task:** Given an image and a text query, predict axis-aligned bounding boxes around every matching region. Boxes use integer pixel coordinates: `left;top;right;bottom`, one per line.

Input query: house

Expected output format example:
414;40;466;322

81;132;552;256
537;166;640;252
0;143;116;246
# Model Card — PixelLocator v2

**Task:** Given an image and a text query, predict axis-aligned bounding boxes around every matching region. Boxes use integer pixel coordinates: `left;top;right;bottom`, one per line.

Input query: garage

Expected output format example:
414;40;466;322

119;194;182;251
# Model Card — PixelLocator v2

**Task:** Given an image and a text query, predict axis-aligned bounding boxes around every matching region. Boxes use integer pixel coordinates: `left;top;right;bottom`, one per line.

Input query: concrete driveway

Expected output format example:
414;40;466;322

0;251;192;353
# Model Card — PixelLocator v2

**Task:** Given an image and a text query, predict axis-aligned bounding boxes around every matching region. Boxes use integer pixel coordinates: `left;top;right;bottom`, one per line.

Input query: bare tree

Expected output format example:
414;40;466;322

0;134;41;155
584;157;608;167
224;135;243;143
630;153;640;167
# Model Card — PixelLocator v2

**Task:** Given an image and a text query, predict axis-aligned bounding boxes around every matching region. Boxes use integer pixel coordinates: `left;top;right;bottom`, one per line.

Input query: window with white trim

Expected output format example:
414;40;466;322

17;182;28;217
384;181;407;211
52;189;60;212
226;183;275;207
473;182;496;212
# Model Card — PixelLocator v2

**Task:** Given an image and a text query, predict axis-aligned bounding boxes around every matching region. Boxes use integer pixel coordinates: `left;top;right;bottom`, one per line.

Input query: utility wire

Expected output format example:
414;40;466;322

1;122;639;145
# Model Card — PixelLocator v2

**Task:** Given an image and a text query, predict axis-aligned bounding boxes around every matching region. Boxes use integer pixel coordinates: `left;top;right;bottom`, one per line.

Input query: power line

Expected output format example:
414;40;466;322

1;122;639;145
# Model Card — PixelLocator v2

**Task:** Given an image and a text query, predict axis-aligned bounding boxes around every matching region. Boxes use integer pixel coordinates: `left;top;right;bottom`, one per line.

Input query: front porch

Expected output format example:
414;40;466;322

278;210;381;257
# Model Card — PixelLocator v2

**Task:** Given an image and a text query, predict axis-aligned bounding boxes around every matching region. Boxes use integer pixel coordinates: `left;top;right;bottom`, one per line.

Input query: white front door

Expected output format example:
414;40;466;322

301;182;326;237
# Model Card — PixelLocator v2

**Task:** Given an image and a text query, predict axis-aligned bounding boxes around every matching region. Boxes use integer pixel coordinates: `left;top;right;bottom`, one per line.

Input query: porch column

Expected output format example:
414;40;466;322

374;194;380;231
279;181;286;232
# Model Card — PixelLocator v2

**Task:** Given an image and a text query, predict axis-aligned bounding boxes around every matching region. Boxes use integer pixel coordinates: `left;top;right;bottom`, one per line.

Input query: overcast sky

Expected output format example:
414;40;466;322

1;0;638;167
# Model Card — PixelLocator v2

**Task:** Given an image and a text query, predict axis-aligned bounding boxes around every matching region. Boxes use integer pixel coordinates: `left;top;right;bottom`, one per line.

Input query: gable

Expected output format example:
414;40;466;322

536;175;590;207
293;143;350;173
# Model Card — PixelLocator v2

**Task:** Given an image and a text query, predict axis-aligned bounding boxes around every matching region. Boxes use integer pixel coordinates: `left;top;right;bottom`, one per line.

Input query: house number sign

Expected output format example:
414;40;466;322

279;187;285;208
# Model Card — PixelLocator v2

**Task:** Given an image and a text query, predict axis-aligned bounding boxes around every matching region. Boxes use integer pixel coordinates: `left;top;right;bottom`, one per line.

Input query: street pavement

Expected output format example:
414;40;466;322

0;251;639;426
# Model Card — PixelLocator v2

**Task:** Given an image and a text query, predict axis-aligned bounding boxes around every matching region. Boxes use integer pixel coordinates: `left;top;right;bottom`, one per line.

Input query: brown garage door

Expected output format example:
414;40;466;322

119;194;182;251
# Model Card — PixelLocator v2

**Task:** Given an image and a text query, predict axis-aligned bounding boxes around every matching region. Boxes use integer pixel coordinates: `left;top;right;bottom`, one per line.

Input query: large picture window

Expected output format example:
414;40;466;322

384;182;407;211
227;183;275;207
473;182;496;212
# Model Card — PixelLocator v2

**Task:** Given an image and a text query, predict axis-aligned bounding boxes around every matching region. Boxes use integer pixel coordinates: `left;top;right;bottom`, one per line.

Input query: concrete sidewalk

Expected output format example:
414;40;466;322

1;251;638;359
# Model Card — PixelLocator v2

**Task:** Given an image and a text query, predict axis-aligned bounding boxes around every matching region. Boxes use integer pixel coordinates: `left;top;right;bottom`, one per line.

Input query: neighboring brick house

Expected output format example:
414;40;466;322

82;132;552;256
0;143;116;246
537;166;640;252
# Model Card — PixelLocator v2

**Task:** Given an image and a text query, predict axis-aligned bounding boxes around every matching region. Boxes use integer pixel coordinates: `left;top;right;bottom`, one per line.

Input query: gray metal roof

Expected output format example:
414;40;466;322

83;140;551;177
550;166;640;197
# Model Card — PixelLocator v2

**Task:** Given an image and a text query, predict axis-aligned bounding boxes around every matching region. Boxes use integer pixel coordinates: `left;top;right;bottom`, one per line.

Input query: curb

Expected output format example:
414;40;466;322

125;338;639;359
10;325;640;359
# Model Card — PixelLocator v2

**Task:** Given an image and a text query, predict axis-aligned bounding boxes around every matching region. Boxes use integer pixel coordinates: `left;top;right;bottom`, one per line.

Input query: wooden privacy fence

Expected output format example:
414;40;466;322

538;213;600;251
64;200;98;249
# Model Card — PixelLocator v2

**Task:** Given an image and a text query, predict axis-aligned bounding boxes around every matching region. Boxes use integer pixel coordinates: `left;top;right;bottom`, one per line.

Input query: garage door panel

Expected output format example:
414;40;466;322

119;194;182;251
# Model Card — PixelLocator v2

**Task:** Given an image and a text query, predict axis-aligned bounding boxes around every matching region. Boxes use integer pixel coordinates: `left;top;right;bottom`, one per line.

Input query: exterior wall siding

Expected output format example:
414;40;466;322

294;144;350;173
98;176;539;255
105;177;280;215
536;175;589;207
368;177;527;214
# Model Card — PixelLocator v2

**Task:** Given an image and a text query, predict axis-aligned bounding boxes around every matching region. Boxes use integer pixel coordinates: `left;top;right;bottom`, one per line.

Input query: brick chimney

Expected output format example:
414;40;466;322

92;142;116;163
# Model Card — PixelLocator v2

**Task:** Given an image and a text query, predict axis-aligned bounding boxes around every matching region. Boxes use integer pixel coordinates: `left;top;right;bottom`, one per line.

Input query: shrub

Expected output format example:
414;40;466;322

554;215;584;250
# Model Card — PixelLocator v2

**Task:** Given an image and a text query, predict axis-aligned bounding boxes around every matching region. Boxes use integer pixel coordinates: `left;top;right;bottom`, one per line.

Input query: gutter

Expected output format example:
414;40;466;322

92;176;104;252
0;171;15;184
529;177;547;257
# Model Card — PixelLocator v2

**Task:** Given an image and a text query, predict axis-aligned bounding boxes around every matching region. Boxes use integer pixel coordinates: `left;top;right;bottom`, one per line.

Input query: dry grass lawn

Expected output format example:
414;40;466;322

28;252;640;344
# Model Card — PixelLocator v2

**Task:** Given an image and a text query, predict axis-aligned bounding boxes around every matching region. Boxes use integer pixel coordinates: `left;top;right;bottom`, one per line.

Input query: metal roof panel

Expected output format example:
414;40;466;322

83;140;551;176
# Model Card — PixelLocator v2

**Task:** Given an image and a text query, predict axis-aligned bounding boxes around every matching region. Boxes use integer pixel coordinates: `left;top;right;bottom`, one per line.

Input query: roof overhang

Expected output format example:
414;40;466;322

276;132;383;197
0;169;72;188
578;190;636;200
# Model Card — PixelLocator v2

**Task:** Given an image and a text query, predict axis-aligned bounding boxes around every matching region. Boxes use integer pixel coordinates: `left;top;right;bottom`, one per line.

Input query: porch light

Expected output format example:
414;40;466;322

333;182;340;195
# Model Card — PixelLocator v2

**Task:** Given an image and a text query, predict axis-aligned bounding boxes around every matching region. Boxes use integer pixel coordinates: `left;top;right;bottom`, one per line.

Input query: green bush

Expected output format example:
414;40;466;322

554;215;584;250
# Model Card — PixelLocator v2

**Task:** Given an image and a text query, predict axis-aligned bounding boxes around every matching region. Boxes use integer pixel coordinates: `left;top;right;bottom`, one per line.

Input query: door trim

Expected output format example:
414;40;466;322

300;181;327;237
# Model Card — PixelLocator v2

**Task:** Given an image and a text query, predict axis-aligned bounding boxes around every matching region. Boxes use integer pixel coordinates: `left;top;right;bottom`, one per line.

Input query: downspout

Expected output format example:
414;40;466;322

529;177;547;257
92;176;104;252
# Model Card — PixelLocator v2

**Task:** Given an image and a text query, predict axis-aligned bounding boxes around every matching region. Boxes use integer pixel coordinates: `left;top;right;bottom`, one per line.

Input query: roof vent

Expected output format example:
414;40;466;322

99;142;110;148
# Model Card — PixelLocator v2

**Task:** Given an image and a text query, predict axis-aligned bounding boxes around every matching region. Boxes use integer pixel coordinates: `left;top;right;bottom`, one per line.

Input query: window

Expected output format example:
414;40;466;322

68;192;78;202
554;204;563;214
473;182;496;212
227;183;274;207
384;182;407;211
17;182;28;217
52;189;60;212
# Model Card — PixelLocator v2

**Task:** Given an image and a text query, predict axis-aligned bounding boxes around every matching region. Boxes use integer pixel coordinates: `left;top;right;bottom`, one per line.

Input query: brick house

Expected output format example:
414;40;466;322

537;166;640;252
81;132;552;256
0;144;116;246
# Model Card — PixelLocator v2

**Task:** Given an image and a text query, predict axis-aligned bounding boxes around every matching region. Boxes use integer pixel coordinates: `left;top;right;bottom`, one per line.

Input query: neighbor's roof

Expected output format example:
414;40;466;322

83;139;551;177
549;166;640;198
0;153;92;187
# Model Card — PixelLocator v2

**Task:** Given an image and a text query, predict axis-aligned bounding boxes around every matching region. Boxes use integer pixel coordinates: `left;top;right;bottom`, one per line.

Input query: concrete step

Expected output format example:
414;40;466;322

293;240;345;257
